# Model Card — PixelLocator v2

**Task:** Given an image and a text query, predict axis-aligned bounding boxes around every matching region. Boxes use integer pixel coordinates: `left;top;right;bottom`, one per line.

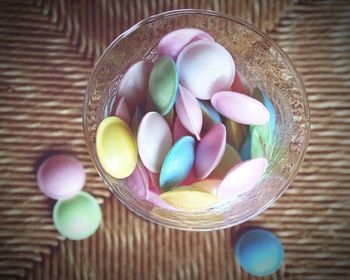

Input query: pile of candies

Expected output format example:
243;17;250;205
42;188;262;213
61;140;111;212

37;155;102;240
96;28;276;212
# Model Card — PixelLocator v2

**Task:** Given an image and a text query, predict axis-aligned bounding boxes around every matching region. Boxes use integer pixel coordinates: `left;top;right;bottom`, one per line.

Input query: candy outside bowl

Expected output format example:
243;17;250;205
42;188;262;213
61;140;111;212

83;9;310;231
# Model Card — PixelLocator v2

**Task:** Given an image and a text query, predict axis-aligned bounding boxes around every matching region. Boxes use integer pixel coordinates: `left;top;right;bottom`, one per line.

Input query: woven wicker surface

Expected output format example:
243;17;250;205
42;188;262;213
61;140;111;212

0;0;350;279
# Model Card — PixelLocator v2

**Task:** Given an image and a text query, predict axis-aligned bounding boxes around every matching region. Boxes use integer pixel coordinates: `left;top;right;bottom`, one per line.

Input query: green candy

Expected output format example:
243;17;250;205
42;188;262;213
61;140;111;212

53;191;102;240
251;126;264;158
149;56;178;115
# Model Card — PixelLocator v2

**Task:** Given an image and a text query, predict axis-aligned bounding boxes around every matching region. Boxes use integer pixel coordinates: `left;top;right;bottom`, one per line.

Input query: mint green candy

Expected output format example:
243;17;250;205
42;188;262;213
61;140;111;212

251;126;264;158
53;191;102;240
149;56;178;115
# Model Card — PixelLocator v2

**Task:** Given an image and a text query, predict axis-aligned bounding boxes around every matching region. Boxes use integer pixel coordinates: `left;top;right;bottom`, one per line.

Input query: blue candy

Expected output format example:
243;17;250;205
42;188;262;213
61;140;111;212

235;228;284;276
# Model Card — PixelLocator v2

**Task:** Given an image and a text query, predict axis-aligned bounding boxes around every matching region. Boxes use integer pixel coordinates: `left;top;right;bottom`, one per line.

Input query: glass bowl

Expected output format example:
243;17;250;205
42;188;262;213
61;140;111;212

83;9;310;231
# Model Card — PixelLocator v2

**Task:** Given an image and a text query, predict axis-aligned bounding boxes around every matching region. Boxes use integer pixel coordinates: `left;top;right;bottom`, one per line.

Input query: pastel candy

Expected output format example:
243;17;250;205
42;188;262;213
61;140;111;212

181;168;198;186
211;91;270;125
160;136;195;191
175;85;203;140
240;136;252;161
224;117;247;150
37;154;85;200
251;126;264;159
217;158;268;199
235;229;284;276
123;161;149;199
149;56;178;115
159;185;219;212
131;106;144;134
209;144;241;179
158;28;214;60
53;192;101;240
147;191;176;210
96;116;137;179
118;60;153;108
177;40;235;100
172;116;191;142
198;100;222;130
230;71;248;95
195;123;226;180
114;97;130;125
148;171;161;194
191;179;221;195
137;112;172;173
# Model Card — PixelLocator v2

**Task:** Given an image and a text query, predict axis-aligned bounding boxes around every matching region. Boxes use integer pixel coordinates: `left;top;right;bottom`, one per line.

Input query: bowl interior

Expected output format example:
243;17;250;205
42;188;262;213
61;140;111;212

83;9;310;231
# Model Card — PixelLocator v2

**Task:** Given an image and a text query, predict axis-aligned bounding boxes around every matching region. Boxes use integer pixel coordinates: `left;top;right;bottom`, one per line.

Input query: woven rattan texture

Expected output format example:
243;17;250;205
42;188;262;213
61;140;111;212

0;0;349;279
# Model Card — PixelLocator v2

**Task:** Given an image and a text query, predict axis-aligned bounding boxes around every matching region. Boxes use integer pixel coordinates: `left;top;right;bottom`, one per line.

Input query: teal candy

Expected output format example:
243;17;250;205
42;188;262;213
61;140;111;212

262;94;276;137
235;229;284;276
53;192;102;240
160;136;195;190
251;127;264;158
198;100;222;129
149;56;178;115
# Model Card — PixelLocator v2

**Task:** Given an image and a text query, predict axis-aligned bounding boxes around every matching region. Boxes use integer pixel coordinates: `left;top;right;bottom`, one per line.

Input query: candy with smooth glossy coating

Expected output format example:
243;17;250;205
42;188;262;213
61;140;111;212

198;100;222;130
240;136;252;161
96;116;137;179
172;116;191;142
148;171;161;194
217;158;268;199
191;179;221;195
147;191;176;210
194;123;226;180
123;161;149;199
235;229;284;276
181;168;198;186
224;117;247;151
159;185;219;212
209;144;241;179
114;97;130;125
159;136;195;190
37;154;85;200
175;85;203;140
138;112;173;173
211;91;270;125
158;28;214;60
177;40;235;100
53;192;101;240
118;60;153;108
251;127;264;159
149;56;178;115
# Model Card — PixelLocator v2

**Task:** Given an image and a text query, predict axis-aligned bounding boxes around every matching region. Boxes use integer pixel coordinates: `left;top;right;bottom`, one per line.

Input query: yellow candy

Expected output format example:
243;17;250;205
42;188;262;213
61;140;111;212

224;118;247;150
191;179;221;195
96;116;137;179
159;186;219;212
209;144;241;179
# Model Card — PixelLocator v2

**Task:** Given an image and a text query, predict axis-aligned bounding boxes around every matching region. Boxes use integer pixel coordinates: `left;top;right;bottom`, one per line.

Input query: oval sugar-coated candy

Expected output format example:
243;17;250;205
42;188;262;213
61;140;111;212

148;171;161;194
224;118;247;151
235;229;284;276
147;191;176;210
158;28;214;60
198;100;222;130
137;112;172;173
53;192;101;240
159;136;195;191
211;91;270;125
172;116;191;142
231;71;249;95
177;40;235;100
123;161;149;199
96;116;137;179
149;56;178;115
118;60;153;108
209;144;241;179
191;179;221;195
181;168;198;186
37;154;85;200
175;85;203;140
217;158;268;199
251;126;264;159
194;123;226;180
159;185;219;212
114;97;130;125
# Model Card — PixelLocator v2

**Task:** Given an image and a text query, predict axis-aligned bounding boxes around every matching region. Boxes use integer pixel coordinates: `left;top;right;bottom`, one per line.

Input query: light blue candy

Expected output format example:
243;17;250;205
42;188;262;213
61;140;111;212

235;229;284;277
198;100;222;128
262;94;276;138
240;135;251;161
160;136;195;191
